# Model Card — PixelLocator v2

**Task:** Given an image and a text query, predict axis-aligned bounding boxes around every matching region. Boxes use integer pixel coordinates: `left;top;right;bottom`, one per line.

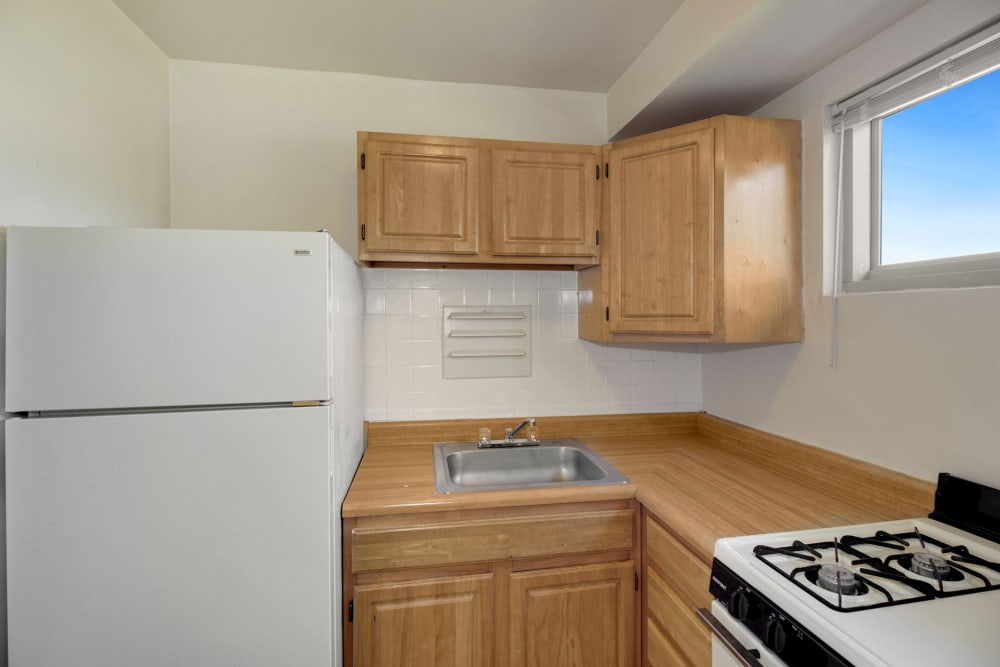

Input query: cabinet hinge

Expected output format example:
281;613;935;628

596;230;600;246
634;572;639;591
604;163;609;178
605;306;609;322
348;600;354;623
360;153;366;170
361;224;366;241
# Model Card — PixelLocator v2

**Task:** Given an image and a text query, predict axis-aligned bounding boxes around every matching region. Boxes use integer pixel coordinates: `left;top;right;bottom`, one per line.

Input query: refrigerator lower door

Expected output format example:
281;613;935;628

6;406;333;667
5;226;332;412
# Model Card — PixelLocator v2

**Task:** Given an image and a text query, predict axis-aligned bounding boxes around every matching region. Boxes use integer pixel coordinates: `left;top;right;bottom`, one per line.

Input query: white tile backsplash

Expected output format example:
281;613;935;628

362;268;703;421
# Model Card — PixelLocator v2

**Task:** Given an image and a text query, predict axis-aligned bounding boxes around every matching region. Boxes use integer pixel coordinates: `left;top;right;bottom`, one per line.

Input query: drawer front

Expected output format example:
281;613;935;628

647;568;711;667
353;509;634;572
646;618;690;667
645;515;711;608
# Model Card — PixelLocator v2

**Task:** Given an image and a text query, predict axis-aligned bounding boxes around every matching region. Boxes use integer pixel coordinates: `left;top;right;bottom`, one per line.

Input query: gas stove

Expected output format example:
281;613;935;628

705;474;1000;667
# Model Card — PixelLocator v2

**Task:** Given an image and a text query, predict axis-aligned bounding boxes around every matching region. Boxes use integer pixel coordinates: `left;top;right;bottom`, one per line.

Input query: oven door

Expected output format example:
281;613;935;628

699;601;781;667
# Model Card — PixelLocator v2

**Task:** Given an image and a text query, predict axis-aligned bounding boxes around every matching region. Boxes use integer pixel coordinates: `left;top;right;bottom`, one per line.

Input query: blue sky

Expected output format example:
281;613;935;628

880;67;1000;265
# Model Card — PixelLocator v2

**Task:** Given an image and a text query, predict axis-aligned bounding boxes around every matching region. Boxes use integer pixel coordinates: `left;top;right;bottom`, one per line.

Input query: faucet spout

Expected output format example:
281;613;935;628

505;418;536;443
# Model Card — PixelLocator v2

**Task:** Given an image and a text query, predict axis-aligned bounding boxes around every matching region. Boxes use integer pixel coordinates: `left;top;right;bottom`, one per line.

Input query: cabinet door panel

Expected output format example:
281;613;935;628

647;618;690;667
646;568;711;667
354;574;493;667
510;561;634;667
492;148;599;257
364;140;480;255
608;127;714;334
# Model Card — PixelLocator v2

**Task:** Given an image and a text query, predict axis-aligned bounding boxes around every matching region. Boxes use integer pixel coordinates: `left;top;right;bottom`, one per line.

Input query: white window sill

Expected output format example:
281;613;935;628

843;251;1000;293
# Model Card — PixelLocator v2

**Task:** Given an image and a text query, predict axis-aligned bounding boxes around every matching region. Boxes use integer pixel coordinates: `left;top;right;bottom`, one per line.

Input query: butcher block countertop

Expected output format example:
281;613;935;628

342;413;934;564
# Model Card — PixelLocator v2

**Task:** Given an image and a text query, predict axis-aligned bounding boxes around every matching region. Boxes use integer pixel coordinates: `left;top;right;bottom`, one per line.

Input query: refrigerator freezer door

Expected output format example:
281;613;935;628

6;227;331;412
6;406;333;667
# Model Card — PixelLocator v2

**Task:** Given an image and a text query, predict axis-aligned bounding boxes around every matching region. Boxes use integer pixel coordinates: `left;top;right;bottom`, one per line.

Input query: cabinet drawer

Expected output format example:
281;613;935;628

645;515;711;608
646;617;690;667
353;509;634;572
647;568;711;667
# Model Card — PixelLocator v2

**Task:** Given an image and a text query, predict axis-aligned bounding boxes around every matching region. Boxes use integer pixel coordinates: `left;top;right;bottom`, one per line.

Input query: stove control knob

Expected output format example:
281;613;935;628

729;589;754;621
765;616;789;654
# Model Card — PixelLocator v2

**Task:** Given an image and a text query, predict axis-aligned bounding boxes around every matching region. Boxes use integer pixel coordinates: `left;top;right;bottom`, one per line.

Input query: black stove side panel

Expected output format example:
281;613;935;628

710;559;853;667
930;473;1000;545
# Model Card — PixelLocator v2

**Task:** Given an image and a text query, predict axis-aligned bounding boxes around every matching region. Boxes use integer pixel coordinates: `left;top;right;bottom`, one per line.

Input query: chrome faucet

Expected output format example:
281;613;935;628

505;418;536;444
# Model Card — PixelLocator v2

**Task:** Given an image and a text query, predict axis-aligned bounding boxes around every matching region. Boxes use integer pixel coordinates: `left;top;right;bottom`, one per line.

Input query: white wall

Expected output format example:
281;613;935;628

0;0;170;229
165;61;707;425
0;2;170;664
168;60;608;257
363;268;701;421
702;0;1000;486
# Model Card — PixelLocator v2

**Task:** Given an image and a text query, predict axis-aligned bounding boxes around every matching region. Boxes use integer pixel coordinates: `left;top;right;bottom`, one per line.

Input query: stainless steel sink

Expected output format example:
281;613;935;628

433;438;629;493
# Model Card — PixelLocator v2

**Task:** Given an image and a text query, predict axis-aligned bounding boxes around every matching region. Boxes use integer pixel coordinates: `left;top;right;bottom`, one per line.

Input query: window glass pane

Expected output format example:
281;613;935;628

880;68;1000;265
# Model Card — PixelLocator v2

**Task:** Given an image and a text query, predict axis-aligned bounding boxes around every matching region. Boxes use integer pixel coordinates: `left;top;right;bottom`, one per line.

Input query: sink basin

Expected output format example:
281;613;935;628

433;438;629;493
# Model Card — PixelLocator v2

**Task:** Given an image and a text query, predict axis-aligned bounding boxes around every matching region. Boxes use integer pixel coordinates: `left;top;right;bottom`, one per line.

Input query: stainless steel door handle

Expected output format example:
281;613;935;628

696;607;764;667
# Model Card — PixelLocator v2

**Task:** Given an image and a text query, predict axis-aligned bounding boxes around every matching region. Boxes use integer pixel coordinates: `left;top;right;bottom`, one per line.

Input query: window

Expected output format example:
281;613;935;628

832;18;1000;293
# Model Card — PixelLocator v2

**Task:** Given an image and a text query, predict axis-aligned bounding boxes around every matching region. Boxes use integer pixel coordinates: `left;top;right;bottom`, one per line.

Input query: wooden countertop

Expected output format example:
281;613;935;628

342;413;934;563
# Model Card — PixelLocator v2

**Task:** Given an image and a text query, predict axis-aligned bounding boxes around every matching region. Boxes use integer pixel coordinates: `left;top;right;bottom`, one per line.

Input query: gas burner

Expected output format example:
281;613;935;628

813;564;866;595
907;552;963;581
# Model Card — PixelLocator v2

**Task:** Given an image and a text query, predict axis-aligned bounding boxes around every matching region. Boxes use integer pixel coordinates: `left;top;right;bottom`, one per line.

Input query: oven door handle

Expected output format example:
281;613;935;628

696;607;764;667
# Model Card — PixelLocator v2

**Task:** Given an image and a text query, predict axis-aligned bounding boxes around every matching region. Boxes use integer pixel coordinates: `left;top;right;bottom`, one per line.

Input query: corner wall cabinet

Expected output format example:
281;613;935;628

580;115;802;343
343;500;639;666
357;132;601;267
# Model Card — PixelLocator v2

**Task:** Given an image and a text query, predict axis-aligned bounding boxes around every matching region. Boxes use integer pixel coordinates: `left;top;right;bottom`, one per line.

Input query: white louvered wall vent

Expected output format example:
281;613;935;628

442;305;532;379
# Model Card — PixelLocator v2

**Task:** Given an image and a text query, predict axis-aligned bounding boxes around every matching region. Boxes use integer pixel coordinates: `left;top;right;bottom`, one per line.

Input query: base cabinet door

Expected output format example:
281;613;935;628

509;561;635;667
353;574;494;667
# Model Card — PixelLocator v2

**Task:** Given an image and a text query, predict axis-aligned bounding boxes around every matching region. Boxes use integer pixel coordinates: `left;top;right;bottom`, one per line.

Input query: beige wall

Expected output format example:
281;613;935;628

0;2;170;664
0;0;170;229
702;0;1000;486
168;60;607;256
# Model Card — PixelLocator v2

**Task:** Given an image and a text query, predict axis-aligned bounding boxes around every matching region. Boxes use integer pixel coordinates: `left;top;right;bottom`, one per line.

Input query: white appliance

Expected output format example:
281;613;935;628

4;226;363;667
703;474;1000;667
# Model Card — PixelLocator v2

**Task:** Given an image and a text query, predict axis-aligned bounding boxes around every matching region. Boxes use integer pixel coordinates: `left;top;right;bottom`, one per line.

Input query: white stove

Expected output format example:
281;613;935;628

704;474;1000;667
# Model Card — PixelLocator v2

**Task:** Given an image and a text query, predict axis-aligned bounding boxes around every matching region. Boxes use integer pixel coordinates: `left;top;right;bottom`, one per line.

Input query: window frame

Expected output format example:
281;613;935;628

835;17;1000;294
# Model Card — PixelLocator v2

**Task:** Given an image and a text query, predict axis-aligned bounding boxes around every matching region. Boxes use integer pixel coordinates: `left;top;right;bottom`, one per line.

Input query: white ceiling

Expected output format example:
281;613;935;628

111;0;931;135
613;0;932;138
110;0;685;92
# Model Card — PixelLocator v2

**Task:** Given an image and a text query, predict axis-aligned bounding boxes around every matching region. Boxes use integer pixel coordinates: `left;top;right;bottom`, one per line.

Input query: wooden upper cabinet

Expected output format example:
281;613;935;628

492;147;600;257
353;574;494;667
358;132;599;266
361;139;481;256
510;562;635;667
580;115;803;343
608;126;714;335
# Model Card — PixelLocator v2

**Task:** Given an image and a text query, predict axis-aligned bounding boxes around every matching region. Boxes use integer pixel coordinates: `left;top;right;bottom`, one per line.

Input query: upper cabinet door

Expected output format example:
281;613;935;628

363;139;481;255
492;148;599;257
608;126;715;335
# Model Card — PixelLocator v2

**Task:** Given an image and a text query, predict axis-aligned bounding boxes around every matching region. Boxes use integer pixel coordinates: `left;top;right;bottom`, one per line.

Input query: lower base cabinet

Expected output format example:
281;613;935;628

643;511;712;666
344;500;640;667
510;562;635;667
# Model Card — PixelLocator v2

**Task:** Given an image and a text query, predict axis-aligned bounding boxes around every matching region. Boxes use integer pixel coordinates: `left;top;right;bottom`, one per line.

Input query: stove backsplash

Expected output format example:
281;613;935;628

361;267;703;421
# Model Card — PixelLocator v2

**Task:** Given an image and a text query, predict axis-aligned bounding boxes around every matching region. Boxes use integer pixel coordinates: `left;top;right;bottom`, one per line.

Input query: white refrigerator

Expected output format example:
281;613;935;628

4;226;363;667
